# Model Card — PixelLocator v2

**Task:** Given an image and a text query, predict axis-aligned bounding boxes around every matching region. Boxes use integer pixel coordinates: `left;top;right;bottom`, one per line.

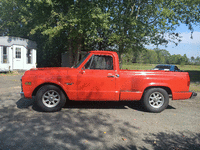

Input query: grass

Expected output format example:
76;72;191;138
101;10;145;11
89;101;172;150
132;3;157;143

189;82;200;92
122;63;200;71
0;71;24;76
122;64;200;92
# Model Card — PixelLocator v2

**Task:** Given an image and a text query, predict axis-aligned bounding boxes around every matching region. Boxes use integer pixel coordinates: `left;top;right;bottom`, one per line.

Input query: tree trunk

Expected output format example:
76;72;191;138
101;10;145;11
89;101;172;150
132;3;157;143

68;38;73;67
118;43;124;69
74;36;82;66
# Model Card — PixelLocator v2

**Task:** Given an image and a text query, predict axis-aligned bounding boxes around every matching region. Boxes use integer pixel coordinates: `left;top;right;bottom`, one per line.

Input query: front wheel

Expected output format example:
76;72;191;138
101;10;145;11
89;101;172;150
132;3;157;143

142;88;169;113
35;85;66;112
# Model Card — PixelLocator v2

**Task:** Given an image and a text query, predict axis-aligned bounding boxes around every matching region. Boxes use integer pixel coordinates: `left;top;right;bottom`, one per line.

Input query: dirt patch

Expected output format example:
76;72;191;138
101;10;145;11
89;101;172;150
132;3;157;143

0;74;21;88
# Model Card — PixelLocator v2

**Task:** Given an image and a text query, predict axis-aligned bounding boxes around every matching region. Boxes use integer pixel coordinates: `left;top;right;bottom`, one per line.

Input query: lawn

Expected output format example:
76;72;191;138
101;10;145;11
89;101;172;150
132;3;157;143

122;63;200;71
122;64;200;92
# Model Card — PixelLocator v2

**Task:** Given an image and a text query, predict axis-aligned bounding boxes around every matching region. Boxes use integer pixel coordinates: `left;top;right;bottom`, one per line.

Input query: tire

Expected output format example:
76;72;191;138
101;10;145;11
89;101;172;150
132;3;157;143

142;88;169;113
35;85;66;112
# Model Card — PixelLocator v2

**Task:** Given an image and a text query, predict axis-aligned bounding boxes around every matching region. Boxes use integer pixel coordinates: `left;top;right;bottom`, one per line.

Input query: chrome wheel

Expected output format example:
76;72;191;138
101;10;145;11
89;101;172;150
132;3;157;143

149;92;164;108
42;90;60;108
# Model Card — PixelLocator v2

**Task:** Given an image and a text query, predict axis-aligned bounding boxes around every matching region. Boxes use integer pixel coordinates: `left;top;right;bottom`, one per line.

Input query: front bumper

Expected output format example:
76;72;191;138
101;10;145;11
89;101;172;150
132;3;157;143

20;92;24;98
190;92;197;99
20;76;24;98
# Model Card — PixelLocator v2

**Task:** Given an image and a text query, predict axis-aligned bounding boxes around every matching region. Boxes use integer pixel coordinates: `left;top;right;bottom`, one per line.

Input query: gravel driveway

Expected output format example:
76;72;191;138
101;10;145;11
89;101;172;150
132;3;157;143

0;74;200;150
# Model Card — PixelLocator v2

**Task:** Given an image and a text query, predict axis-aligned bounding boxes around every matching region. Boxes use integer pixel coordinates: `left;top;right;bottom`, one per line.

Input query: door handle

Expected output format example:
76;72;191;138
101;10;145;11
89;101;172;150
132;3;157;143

107;75;115;78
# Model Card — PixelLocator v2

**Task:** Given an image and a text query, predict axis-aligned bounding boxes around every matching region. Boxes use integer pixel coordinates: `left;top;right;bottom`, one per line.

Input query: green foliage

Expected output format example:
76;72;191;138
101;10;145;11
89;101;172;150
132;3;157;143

0;0;200;67
122;48;196;66
143;50;158;64
193;56;200;65
154;48;170;64
122;64;200;71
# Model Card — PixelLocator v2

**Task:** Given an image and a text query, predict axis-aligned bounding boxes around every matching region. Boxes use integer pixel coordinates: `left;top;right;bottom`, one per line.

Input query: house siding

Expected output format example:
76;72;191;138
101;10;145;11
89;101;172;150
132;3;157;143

0;36;37;71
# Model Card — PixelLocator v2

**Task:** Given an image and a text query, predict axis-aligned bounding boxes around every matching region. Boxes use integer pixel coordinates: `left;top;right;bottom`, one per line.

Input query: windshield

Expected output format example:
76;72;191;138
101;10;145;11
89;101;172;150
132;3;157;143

155;65;171;69
74;53;90;68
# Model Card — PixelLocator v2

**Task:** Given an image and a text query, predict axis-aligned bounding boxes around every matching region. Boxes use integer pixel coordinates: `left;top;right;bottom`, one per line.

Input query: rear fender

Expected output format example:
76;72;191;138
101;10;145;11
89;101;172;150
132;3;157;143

142;83;172;99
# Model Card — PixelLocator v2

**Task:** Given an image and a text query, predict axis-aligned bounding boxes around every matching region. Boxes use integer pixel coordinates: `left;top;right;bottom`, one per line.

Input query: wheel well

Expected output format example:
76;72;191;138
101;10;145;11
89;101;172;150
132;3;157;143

143;86;172;95
32;83;69;99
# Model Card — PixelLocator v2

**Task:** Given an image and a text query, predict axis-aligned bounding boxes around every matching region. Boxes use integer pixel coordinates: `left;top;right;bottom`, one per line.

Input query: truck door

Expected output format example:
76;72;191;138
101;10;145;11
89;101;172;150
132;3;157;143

77;54;119;101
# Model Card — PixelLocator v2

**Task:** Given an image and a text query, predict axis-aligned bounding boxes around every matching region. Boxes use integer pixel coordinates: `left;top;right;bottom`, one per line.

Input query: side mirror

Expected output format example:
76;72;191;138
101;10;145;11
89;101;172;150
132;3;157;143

80;66;85;74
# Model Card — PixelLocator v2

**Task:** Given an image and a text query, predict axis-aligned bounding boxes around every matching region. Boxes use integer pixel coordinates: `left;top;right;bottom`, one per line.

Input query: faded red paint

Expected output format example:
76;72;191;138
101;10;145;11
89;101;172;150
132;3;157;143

21;51;193;101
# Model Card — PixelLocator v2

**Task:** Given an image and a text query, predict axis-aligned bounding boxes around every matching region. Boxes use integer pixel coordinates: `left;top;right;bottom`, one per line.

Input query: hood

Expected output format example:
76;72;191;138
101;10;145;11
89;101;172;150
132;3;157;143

30;67;70;71
24;67;75;76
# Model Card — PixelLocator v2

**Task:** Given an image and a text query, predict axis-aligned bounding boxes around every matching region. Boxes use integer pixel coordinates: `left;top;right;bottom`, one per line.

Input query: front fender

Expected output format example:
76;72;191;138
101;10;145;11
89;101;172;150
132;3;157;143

23;76;66;99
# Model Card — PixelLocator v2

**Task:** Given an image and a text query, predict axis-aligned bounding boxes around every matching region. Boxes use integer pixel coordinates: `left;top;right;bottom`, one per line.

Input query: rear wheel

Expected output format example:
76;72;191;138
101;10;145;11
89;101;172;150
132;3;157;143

142;88;169;113
35;85;66;112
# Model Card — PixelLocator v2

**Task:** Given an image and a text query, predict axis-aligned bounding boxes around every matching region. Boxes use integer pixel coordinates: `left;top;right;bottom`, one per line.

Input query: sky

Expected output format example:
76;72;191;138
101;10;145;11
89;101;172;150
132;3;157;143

145;24;200;59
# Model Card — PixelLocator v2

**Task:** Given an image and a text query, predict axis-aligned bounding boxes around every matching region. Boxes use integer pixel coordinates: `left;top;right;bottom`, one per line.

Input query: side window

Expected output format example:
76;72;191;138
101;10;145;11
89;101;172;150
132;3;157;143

85;56;93;69
27;49;32;64
85;55;113;70
175;66;179;71
16;48;21;58
3;46;8;63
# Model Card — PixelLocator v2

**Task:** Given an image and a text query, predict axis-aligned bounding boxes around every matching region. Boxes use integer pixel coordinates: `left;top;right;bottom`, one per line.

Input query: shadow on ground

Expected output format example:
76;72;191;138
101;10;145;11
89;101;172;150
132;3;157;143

0;104;199;150
111;132;200;150
16;98;175;113
1;104;139;150
16;98;34;109
142;132;200;150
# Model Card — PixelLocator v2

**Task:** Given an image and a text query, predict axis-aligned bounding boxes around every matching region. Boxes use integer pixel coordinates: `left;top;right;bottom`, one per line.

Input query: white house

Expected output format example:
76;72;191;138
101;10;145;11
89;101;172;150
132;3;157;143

0;36;37;72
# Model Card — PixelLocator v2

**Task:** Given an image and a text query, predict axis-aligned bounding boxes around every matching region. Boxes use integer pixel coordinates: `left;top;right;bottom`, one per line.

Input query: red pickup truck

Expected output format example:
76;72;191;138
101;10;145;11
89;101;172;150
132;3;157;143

20;51;197;113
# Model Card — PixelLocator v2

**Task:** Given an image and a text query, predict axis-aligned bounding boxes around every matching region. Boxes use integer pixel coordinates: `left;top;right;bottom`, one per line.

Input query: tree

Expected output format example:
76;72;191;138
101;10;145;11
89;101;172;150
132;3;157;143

0;0;200;67
142;49;158;64
181;54;189;65
154;48;171;64
194;56;200;65
190;56;195;65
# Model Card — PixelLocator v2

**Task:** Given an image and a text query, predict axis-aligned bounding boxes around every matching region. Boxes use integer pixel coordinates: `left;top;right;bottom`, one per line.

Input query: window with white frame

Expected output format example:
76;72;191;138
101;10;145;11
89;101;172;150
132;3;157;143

27;49;32;64
3;46;8;63
16;48;21;58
